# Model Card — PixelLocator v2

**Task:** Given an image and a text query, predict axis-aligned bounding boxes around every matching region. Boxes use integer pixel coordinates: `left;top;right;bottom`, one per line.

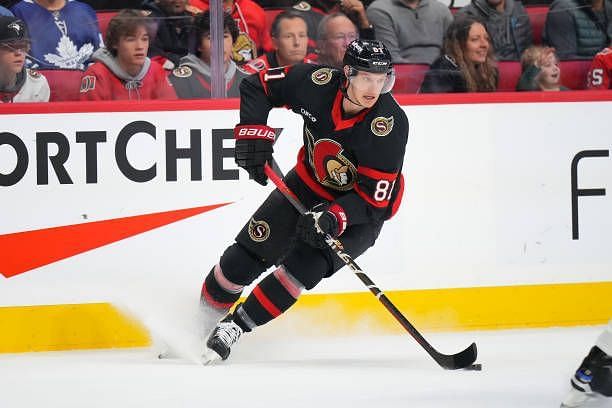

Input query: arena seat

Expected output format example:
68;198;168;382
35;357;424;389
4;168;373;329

96;10;119;39
497;61;522;91
38;69;84;102
526;6;548;45
560;59;591;90
392;64;429;93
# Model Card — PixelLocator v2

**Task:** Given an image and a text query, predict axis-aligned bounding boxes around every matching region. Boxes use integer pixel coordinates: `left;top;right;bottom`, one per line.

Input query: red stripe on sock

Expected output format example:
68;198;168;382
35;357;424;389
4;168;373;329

201;282;234;310
252;286;282;318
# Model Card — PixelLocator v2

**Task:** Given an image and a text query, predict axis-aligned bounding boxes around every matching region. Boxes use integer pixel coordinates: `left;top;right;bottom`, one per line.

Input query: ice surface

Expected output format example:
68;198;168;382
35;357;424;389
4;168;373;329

0;325;610;408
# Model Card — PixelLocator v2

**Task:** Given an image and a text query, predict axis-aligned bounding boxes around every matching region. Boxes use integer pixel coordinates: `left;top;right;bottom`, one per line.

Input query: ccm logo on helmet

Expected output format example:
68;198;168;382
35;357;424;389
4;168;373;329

372;61;388;66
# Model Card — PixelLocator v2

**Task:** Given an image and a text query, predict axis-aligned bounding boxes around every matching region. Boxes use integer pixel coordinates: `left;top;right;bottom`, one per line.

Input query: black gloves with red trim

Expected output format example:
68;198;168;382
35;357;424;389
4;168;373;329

296;204;348;249
234;124;275;186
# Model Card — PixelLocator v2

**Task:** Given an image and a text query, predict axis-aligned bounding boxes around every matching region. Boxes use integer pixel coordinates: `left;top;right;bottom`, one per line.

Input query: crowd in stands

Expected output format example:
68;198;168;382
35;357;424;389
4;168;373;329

0;0;610;103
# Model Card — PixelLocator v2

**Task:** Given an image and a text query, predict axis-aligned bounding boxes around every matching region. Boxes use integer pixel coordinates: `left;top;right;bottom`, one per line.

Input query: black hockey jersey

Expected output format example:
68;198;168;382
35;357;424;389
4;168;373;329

238;63;409;226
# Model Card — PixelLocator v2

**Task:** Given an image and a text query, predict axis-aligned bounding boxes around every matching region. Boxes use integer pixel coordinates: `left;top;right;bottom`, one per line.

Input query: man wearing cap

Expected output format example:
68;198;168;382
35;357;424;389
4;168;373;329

0;16;49;102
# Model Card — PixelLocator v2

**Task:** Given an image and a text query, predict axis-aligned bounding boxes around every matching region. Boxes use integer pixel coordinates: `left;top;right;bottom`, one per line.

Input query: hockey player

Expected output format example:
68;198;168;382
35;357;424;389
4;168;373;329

169;11;248;98
79;9;175;101
0;16;49;102
199;39;408;363
561;320;612;407
586;45;612;90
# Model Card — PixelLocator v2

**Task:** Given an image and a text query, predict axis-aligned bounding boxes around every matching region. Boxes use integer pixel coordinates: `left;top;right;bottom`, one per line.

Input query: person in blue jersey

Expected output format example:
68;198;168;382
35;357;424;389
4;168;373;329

10;0;102;69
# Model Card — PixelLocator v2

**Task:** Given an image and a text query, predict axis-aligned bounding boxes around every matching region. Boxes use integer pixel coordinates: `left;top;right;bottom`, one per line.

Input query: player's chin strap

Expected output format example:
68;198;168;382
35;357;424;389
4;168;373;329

341;78;366;108
263;161;479;371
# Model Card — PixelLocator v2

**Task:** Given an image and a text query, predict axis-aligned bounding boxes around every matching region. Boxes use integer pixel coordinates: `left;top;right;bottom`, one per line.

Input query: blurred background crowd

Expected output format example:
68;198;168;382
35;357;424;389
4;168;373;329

0;0;610;103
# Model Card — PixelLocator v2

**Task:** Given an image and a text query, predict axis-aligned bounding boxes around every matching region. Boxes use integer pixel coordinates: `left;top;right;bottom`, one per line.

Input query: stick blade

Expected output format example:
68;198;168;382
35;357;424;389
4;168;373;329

436;342;478;370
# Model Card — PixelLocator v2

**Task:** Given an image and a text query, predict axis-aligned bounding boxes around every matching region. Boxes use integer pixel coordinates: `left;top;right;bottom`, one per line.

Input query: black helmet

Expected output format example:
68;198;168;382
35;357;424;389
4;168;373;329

343;39;393;74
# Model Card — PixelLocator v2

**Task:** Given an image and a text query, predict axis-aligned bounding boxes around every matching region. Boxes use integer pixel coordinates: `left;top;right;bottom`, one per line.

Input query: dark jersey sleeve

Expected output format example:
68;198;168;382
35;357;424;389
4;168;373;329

238;63;316;125
334;101;409;225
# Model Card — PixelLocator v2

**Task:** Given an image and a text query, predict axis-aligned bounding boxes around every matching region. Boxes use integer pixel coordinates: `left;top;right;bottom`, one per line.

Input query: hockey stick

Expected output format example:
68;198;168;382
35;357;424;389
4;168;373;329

263;163;478;370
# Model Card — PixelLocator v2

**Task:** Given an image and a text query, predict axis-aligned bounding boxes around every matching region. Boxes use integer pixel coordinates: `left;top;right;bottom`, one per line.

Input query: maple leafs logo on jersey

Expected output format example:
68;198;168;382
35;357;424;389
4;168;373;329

311;68;332;85
371;116;394;137
44;35;94;69
248;218;270;242
306;129;356;191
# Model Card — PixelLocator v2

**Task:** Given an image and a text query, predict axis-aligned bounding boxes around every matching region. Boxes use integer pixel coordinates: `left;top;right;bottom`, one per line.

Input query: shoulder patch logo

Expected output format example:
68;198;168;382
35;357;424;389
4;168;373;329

371;116;394;137
292;1;312;11
248;218;271;242
172;66;192;78
311;68;332;85
27;69;41;79
79;75;96;93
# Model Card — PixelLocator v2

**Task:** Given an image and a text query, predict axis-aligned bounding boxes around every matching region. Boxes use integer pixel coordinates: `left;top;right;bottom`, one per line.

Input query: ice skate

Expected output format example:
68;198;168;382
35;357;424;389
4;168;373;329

201;314;243;364
561;346;612;407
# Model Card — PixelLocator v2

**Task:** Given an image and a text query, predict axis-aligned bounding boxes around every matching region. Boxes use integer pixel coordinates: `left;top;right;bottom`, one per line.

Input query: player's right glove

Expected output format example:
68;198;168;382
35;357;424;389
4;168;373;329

234;124;275;186
295;204;348;249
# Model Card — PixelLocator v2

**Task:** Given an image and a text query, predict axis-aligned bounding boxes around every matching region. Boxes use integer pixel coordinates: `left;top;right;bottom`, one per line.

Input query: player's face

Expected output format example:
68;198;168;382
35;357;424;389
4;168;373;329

537;52;561;88
346;69;387;108
199;31;234;66
0;41;28;75
273;17;308;65
320;16;358;68
158;0;187;15
116;26;149;71
464;22;490;64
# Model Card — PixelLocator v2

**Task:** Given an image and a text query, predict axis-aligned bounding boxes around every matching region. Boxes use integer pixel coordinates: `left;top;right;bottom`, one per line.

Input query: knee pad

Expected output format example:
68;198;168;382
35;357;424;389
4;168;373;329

281;243;329;290
219;242;267;286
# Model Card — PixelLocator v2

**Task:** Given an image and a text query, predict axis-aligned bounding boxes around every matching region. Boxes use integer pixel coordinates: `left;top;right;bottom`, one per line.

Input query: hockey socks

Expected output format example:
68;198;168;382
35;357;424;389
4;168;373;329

201;264;244;310
232;266;304;332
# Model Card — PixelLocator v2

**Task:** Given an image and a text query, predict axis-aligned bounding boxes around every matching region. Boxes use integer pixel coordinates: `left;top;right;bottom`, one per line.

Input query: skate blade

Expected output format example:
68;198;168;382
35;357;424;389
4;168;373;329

560;388;593;407
201;348;223;365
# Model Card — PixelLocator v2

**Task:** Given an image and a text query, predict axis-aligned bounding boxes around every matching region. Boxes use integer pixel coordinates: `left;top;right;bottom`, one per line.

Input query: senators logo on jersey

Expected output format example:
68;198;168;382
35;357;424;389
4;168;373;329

248;218;270;242
306;129;357;191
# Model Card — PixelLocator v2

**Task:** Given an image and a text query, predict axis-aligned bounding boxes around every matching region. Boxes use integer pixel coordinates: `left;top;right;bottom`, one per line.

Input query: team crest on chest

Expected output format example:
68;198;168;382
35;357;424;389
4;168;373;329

306;131;357;191
248;218;270;242
172;66;192;78
371;116;394;137
311;68;332;85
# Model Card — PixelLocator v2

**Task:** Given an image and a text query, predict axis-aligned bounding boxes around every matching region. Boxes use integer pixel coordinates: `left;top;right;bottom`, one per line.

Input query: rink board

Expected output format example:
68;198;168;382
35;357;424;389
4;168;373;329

1;93;612;352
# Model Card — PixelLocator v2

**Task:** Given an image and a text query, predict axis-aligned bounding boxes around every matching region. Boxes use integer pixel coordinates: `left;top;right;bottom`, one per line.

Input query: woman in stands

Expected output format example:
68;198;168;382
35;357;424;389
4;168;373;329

79;9;175;101
516;45;568;91
420;16;498;93
0;16;49;102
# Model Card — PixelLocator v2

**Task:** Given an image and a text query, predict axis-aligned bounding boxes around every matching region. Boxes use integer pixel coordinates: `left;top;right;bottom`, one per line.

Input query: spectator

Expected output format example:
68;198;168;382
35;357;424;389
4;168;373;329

10;0;102;69
0;16;49;102
420;16;498;93
0;5;12;15
586;43;612;88
543;0;608;60
456;0;532;61
366;0;453;64
169;11;248;98
313;12;374;68
141;0;195;69
79;9;175;100
243;10;309;73
192;0;274;63
516;45;568;90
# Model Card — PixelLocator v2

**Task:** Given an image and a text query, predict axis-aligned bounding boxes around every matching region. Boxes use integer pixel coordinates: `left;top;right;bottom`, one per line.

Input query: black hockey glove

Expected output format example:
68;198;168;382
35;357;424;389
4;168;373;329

295;204;348;249
234;124;275;186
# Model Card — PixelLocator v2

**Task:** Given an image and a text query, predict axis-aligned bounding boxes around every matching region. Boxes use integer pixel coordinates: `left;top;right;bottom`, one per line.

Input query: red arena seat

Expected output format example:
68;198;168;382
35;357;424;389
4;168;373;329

526;6;548;45
264;9;284;38
96;10;119;39
560;59;591;90
392;64;429;94
497;61;522;91
38;69;84;102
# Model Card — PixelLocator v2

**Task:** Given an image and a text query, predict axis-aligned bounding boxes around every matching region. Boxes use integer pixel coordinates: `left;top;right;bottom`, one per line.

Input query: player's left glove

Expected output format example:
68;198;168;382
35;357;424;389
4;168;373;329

234;124;275;186
295;204;348;249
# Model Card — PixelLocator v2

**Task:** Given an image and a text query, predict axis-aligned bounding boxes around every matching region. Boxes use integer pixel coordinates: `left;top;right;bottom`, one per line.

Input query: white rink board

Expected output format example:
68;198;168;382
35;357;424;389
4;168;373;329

1;101;611;302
